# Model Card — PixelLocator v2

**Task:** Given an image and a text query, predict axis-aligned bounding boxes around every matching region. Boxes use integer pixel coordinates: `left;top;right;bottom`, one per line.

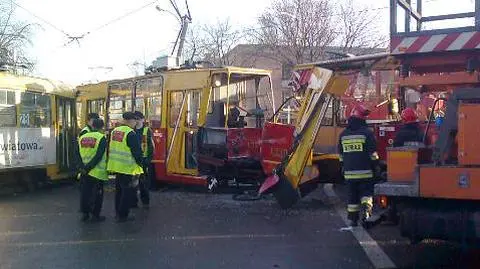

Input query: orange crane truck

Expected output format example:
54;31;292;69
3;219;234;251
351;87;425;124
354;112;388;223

372;0;480;245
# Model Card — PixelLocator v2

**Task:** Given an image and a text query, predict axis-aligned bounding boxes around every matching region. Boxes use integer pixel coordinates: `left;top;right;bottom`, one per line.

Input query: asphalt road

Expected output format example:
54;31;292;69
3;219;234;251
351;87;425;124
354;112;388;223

0;183;479;269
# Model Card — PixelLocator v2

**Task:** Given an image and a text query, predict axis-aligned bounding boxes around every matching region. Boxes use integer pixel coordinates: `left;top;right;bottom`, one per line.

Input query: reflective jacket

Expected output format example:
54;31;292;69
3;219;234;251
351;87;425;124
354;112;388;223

136;126;154;160
107;125;144;175
338;117;379;180
78;131;108;181
79;125;91;137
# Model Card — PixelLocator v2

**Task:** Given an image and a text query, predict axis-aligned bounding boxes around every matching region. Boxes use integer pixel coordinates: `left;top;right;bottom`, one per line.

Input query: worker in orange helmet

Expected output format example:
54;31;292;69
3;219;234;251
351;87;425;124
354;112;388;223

393;108;424;148
338;103;379;227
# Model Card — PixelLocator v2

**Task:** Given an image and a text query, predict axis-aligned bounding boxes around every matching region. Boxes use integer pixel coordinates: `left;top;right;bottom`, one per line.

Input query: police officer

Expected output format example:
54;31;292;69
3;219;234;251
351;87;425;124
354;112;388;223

76;112;100;212
79;113;100;137
107;112;145;223
78;118;108;222
393;108;424;147
132;111;154;208
338;104;379;227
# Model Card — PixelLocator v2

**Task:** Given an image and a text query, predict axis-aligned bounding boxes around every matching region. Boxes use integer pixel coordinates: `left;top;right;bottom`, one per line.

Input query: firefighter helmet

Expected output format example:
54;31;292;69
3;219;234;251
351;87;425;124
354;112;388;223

350;103;371;120
401;107;418;124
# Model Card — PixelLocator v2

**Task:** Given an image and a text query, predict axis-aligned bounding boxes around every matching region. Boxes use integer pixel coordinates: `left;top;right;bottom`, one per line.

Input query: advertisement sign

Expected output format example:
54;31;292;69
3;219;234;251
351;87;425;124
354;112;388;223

0;128;56;169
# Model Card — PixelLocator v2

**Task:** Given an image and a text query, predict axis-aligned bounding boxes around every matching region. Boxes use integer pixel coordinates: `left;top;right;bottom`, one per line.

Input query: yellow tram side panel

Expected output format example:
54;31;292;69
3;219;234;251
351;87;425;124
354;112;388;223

163;70;211;176
0;73;75;181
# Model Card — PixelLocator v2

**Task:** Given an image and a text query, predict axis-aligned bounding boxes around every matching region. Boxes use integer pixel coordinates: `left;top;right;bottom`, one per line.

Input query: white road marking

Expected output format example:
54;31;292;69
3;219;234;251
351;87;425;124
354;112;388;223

1;234;287;247
169;234;286;240
323;184;396;269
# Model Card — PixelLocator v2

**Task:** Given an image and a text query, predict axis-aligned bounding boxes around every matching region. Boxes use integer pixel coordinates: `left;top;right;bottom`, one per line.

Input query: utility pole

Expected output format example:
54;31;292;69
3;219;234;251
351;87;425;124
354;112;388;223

157;0;192;64
176;14;191;60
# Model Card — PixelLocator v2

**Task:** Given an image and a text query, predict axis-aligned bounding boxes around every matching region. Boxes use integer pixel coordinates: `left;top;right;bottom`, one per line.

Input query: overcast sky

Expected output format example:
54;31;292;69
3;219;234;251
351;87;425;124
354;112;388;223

13;0;475;86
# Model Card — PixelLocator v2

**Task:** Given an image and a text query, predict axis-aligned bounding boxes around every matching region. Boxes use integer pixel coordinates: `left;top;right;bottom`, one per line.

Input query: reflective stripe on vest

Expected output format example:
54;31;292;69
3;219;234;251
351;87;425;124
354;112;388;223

341;135;366;153
81;125;91;134
79;132;108;181
141;127;148;157
344;169;373;180
107;125;143;175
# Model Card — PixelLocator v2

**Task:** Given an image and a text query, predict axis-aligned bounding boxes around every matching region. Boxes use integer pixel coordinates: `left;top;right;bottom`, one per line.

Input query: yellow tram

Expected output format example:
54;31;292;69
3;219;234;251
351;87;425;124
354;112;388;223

77;66;275;187
0;71;77;190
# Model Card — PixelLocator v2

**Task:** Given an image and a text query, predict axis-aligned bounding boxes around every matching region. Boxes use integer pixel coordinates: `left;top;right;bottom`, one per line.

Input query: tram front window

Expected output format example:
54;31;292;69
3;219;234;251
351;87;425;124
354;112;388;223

207;73;274;128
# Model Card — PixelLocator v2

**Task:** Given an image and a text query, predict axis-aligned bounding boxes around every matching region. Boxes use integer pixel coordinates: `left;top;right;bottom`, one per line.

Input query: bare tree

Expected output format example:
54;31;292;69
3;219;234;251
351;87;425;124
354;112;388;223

185;18;246;66
0;1;35;73
254;0;337;66
336;0;387;53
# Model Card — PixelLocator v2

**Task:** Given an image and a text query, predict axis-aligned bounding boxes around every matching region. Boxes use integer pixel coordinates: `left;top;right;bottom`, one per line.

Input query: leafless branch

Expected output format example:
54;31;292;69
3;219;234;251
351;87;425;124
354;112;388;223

0;1;35;73
253;0;337;65
335;0;388;53
185;18;246;66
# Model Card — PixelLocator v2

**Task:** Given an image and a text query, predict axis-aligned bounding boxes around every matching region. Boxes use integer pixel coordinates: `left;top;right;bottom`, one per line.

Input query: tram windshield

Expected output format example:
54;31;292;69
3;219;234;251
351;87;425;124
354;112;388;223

206;73;274;128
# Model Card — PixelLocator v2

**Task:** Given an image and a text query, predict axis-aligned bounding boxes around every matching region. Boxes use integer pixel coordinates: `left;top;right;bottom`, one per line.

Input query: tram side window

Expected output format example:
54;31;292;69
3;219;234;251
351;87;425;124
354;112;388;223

19;92;51;128
0;89;17;127
148;94;162;122
76;101;82;128
186;91;201;128
87;99;105;118
170;92;184;127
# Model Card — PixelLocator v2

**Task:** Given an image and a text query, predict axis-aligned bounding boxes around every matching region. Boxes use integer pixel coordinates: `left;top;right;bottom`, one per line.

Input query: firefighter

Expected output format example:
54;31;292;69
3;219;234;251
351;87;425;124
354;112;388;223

78;118;108;222
393;108;424;147
338;104;379;227
132;111;154;208
79;113;100;137
107;112;145;223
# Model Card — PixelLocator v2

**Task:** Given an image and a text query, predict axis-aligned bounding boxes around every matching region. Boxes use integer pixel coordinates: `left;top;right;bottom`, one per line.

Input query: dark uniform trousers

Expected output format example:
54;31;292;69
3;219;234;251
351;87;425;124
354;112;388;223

115;173;135;219
347;179;374;222
80;175;104;217
132;170;150;206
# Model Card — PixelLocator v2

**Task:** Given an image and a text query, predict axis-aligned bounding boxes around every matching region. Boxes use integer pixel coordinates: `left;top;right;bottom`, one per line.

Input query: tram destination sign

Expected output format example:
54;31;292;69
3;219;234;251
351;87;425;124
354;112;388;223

0;128;56;169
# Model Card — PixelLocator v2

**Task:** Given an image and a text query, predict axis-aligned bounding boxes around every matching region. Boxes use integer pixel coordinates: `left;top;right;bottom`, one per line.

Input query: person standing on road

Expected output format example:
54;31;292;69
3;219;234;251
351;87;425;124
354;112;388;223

338;104;379;227
132;111;153;208
78;118;108;222
76;112;100;211
79;113;100;137
107;112;145;223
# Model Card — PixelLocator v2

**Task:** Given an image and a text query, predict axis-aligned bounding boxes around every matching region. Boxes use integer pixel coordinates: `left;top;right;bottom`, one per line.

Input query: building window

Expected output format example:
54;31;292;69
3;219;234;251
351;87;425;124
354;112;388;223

282;63;294;80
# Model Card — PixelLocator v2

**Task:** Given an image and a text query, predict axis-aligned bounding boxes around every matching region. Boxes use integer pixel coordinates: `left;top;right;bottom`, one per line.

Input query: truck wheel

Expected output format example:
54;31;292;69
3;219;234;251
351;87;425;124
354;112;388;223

385;206;400;225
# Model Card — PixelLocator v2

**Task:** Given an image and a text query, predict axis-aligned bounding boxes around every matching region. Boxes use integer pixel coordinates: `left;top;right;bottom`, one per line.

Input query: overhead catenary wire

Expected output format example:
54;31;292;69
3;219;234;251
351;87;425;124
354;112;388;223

11;1;71;38
61;0;160;48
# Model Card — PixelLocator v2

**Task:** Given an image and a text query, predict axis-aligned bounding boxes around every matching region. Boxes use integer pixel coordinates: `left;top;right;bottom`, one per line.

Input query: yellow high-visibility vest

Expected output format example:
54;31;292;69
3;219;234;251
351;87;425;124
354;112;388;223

78;131;108;181
107;125;143;175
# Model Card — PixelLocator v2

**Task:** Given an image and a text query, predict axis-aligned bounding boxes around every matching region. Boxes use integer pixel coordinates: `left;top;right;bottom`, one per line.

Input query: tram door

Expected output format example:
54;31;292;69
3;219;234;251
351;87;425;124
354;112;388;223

57;97;76;172
166;89;202;175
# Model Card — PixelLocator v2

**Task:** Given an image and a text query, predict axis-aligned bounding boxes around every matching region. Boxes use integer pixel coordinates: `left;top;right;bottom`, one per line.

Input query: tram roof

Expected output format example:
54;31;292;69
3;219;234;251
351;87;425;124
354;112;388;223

78;66;272;86
0;72;75;97
76;66;272;96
